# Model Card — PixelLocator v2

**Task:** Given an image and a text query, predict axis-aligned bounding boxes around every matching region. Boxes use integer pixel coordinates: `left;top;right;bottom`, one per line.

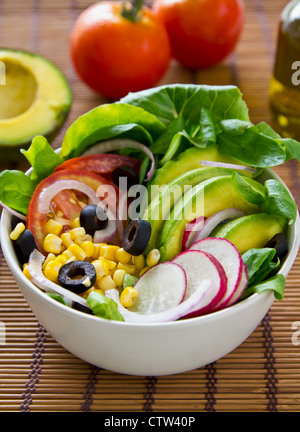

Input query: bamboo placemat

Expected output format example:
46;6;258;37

0;0;300;412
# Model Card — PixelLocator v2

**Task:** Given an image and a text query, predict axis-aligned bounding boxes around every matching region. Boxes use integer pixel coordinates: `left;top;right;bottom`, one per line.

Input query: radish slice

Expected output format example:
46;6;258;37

200;160;257;174
192;208;245;244
0;201;26;221
226;263;248;307
105;279;212;323
128;262;187;314
182;216;205;250
172;250;227;317
27;249;88;307
81;139;156;181
189;238;243;310
38;180;100;214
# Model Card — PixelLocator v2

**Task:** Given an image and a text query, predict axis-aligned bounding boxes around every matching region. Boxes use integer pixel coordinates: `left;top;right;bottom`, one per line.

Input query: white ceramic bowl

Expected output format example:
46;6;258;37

1;169;299;376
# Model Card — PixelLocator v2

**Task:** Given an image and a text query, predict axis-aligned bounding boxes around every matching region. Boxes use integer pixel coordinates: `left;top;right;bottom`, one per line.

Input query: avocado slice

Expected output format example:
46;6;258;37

211;213;287;254
149;146;253;193
143;166;237;254
0;49;72;161
158;175;259;261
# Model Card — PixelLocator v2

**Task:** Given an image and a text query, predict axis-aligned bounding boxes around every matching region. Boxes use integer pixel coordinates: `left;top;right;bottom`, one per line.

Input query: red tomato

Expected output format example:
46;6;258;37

55;154;141;179
27;170;118;254
70;1;171;99
153;0;244;70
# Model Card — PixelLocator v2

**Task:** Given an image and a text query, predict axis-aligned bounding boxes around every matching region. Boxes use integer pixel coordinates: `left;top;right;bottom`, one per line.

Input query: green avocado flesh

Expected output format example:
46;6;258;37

143;166;237;254
158;175;259;262
149;146;252;193
211;213;287;254
0;49;72;156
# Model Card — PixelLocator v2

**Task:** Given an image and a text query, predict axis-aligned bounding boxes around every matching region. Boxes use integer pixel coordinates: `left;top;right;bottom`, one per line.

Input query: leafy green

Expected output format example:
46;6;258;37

123;273;138;290
60;103;166;159
242;248;280;286
232;172;266;206
46;293;68;305
20;135;64;183
241;274;286;301
87;291;124;321
0;170;36;215
264;179;298;225
232;172;297;223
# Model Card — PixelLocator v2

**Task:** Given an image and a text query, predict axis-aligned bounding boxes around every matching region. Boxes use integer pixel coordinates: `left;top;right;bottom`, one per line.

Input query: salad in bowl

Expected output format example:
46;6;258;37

0;84;299;374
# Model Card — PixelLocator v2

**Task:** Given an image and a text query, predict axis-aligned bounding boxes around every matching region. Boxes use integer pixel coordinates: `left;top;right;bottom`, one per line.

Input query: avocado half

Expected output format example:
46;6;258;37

0;48;72;162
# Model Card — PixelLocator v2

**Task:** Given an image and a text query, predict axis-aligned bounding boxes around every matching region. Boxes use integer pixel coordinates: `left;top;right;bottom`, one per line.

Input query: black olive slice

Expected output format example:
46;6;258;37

72;302;94;315
265;233;289;261
122;219;151;256
111;165;139;190
58;261;96;294
80;204;108;235
14;228;37;265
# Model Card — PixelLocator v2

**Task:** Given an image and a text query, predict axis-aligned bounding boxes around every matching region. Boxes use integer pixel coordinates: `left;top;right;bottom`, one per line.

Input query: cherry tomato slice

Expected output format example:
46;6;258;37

55;154;141;183
27;170;118;254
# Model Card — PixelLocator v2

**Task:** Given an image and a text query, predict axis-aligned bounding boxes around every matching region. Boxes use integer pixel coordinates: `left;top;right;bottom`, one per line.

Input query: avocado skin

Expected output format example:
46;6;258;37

210;213;287;254
158;175;259;262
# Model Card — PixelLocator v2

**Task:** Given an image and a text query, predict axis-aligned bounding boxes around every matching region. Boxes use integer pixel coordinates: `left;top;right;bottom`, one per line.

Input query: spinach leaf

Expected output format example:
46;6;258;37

264;179;297;224
87;291;124;321
242;248;279;286
232;172;266;206
60;103;166;159
21;135;64;183
241;274;286;301
0;170;35;215
217;125;287;167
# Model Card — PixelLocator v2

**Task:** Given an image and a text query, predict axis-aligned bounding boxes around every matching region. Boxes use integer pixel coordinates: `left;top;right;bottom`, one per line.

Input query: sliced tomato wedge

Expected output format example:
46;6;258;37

27;169;119;254
55;154;141;180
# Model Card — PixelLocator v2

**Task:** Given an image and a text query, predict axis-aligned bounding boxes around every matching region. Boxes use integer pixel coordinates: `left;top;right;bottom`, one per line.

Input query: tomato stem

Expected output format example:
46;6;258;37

121;0;144;22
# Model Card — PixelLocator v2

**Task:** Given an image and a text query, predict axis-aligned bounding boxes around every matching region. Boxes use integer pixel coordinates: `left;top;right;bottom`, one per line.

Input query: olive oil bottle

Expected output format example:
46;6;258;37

269;0;300;139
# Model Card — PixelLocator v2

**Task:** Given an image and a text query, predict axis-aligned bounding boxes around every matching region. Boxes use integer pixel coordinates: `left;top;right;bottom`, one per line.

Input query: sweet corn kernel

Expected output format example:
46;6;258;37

99;245;120;261
54;254;68;265
146;249;161;267
62;249;74;260
91;243;106;260
117;262;136;275
92;260;109;279
120;287;138;308
42;253;56;270
113;269;126;287
74;234;93;246
43;234;63;254
44;260;63;282
23;263;32;280
80;241;95;258
69;227;85;240
70;217;80;229
132;254;145;271
139;266;150;277
115;248;131;264
67;244;87;260
94;288;105;296
61;232;74;248
45;219;63;236
10;222;25;241
97;275;117;291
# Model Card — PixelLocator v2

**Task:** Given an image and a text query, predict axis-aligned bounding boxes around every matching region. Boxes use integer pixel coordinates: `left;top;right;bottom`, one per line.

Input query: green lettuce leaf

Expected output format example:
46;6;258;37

87;291;124;321
0;170;36;215
60;103;166;159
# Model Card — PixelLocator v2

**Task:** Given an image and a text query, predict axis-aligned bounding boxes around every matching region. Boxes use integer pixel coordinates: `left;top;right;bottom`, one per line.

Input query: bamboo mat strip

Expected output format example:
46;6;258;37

0;0;300;412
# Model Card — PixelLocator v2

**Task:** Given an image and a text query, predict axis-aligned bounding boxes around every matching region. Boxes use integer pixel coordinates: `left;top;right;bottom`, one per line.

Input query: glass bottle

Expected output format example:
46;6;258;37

269;0;300;139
